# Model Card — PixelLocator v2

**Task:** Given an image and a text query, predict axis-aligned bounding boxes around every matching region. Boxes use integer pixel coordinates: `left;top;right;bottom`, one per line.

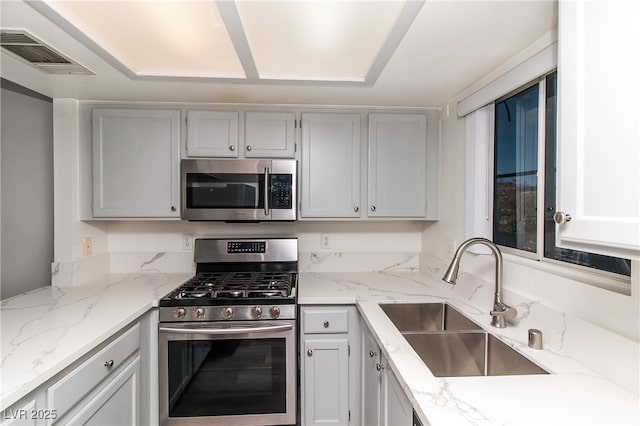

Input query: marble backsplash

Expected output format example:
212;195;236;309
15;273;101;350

54;251;420;286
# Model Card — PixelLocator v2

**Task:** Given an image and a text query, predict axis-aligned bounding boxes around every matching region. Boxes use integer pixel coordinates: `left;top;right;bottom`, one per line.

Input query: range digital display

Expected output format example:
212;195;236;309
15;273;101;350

227;241;266;254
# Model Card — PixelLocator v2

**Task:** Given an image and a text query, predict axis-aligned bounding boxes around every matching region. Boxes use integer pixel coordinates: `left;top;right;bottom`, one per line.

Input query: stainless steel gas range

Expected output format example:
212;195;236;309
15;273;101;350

158;238;298;426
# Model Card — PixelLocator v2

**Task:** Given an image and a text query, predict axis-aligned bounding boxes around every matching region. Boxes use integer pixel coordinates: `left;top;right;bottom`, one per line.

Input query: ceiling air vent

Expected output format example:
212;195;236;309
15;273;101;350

0;30;93;75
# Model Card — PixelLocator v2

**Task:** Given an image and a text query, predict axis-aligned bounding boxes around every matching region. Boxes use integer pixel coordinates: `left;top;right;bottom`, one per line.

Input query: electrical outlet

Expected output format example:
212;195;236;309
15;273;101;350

321;233;331;249
182;233;194;251
83;237;92;256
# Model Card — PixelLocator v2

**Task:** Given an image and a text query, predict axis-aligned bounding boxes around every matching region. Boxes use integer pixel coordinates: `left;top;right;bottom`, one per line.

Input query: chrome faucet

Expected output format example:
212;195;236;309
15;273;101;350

442;237;517;328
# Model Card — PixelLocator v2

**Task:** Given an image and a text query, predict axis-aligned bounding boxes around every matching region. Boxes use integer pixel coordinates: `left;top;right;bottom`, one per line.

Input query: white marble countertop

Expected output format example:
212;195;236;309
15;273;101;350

2;269;638;425
299;271;640;425
0;273;190;410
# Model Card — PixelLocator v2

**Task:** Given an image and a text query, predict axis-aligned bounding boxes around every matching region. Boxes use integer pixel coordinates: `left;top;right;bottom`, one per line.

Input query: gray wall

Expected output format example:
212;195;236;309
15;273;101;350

1;80;53;299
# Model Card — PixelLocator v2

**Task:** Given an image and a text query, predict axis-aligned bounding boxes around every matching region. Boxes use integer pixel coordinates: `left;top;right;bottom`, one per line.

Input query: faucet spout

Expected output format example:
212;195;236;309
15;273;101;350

441;237;516;328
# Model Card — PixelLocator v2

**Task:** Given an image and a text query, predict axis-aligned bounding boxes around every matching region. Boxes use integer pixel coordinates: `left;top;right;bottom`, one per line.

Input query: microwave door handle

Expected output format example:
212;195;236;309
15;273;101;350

159;323;292;335
264;166;270;216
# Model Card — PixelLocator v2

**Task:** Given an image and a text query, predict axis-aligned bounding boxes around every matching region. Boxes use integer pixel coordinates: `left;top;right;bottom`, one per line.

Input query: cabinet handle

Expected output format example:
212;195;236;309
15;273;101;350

171;206;176;212
553;211;572;224
369;350;377;358
246;145;252;151
370;205;376;212
323;321;329;328
104;360;114;369
354;206;360;213
307;349;313;357
376;363;384;371
229;145;236;151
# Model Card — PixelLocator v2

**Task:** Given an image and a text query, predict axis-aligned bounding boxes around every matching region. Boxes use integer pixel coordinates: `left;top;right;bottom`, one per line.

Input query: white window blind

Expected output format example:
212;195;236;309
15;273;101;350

464;104;494;255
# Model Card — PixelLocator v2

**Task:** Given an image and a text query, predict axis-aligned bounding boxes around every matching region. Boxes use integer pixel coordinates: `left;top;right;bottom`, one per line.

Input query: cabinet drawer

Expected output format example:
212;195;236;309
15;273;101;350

47;323;140;420
303;309;349;334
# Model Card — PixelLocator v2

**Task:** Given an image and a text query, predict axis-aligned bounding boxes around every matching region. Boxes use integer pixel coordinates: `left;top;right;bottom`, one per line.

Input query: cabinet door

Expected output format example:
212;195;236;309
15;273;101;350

301;113;361;218
556;0;640;260
0;397;38;426
381;355;412;426
303;339;350;426
368;114;427;218
186;110;239;157
92;109;180;218
362;326;381;426
59;356;140;425
245;112;296;158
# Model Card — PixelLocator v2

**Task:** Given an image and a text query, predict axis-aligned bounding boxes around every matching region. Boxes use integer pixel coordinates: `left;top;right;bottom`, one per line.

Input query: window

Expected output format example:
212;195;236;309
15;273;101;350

493;71;631;277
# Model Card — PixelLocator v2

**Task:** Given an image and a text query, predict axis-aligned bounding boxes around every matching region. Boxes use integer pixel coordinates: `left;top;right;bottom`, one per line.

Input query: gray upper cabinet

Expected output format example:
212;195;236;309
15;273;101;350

368;113;427;218
300;110;438;220
186;110;296;159
186;110;239;157
244;111;296;158
92;108;180;218
300;113;362;218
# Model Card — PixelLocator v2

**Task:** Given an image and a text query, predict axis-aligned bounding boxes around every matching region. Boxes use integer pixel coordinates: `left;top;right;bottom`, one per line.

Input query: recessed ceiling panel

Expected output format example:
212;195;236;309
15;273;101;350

236;1;405;81
47;0;245;78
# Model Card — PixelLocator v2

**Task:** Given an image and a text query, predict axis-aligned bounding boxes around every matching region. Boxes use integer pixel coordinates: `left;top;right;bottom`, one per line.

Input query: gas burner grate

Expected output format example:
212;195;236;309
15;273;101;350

170;271;295;300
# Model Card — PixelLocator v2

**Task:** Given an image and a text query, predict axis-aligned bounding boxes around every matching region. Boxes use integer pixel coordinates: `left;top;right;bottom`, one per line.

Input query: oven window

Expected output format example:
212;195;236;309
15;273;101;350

185;173;265;209
167;338;287;417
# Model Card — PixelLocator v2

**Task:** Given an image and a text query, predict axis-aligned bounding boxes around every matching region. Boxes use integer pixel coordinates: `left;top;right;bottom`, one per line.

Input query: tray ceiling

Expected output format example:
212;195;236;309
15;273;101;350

41;0;423;85
0;0;558;106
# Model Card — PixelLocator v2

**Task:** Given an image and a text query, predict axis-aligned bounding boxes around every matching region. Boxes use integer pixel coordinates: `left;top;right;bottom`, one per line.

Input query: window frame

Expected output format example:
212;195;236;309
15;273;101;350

491;72;632;292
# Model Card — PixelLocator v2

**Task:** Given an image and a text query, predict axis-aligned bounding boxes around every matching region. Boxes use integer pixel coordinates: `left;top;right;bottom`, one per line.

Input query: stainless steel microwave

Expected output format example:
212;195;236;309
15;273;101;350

181;159;297;221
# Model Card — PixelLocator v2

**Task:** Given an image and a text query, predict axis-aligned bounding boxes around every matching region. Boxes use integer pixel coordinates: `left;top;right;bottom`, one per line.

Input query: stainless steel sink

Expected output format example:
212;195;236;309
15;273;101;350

380;302;482;332
403;331;549;377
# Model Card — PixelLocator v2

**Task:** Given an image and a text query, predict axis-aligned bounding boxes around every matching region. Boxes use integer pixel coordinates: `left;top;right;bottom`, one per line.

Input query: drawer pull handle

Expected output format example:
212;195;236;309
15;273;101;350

104;360;114;369
323;321;329;328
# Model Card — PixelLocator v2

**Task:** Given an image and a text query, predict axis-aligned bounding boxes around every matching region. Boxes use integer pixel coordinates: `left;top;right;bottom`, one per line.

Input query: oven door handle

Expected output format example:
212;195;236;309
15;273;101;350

159;323;292;335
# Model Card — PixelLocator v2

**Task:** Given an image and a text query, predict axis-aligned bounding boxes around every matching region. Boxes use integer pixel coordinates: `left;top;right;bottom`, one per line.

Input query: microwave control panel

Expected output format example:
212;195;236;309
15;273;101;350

271;175;292;209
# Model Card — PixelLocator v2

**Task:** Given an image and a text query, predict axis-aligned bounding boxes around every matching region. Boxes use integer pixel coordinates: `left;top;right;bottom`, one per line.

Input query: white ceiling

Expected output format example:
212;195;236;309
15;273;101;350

0;0;558;107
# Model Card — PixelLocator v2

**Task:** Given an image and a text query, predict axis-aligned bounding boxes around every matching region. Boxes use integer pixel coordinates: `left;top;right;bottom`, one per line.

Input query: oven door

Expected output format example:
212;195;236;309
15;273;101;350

159;320;296;426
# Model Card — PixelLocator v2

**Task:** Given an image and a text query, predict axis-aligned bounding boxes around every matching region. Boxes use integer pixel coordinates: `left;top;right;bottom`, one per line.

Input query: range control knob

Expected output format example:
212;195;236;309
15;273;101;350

174;308;186;319
194;308;205;319
251;306;263;319
221;307;233;320
269;306;281;319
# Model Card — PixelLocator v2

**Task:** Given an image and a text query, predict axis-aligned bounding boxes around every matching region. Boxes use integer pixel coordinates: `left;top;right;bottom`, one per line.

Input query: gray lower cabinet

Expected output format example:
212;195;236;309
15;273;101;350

362;324;381;426
47;322;142;425
362;322;412;426
1;312;156;426
381;357;412;426
0;395;43;426
300;306;361;426
56;356;140;425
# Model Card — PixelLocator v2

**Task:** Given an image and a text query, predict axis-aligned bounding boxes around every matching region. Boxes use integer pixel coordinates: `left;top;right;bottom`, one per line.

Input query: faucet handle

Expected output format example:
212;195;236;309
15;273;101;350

490;304;517;328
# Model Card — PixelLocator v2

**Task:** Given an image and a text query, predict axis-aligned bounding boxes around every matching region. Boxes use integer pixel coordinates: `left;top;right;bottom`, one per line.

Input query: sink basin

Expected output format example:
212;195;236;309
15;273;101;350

403;331;549;377
380;303;482;332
